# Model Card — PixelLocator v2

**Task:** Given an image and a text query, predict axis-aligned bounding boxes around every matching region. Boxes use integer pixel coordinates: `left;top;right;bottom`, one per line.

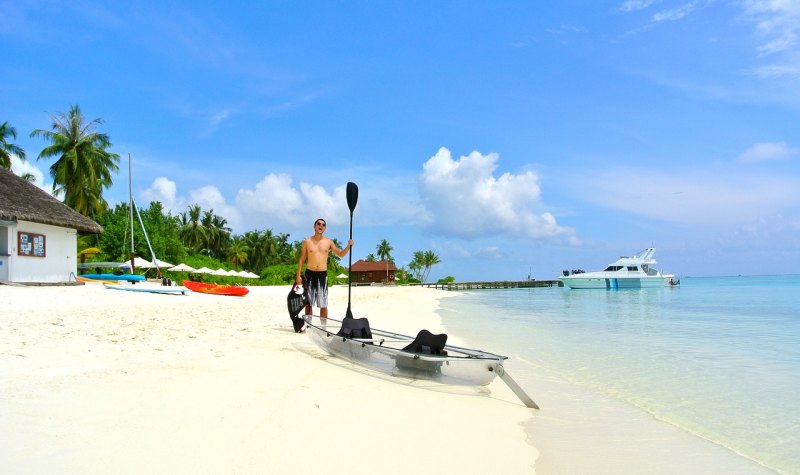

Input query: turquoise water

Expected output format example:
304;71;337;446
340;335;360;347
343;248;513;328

437;275;800;475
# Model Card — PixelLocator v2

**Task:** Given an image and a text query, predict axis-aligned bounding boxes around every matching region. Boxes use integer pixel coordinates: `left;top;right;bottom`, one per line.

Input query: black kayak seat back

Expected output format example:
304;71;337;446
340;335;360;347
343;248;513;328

337;317;373;339
402;329;448;356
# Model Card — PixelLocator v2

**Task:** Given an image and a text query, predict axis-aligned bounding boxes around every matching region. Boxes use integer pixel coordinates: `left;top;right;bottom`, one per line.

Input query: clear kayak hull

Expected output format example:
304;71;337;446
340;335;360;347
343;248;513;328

305;315;505;386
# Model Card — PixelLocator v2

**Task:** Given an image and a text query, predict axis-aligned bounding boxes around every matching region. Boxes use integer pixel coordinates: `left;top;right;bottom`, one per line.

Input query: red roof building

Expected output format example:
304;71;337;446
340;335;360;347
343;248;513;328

350;259;397;284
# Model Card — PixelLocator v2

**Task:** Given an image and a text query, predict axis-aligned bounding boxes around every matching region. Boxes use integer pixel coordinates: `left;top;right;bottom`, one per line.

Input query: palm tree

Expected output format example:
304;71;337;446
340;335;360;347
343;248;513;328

376;239;393;282
30;105;119;217
180;204;207;252
1;121;26;169
421;250;441;283
227;236;250;269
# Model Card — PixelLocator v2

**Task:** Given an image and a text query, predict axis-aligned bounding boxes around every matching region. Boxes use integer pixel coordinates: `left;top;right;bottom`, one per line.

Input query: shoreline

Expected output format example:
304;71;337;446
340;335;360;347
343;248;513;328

0;284;537;474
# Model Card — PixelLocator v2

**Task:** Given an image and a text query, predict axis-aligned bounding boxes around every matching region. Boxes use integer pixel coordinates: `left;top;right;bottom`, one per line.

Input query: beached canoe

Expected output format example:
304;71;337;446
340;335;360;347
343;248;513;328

305;315;538;408
306;315;502;386
182;280;249;296
103;283;187;295
80;273;146;282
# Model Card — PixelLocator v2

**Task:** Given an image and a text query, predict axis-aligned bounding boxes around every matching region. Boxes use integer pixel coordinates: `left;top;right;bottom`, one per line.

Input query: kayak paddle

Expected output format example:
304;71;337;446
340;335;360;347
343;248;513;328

345;181;358;320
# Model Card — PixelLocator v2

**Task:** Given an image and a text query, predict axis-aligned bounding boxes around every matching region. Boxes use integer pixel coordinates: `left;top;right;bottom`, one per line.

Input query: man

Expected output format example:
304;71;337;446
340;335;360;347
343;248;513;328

295;218;354;327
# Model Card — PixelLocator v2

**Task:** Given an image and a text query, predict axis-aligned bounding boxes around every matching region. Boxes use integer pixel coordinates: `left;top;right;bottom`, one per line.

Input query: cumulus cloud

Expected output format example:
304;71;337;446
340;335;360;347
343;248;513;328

187;185;240;224
418;147;578;243
10;155;51;194
235;173;352;229
737;142;798;162
141;177;183;209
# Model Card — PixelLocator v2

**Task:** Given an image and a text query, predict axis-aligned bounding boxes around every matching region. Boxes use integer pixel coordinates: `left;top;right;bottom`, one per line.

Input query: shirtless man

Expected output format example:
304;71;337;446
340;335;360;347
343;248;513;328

295;218;353;322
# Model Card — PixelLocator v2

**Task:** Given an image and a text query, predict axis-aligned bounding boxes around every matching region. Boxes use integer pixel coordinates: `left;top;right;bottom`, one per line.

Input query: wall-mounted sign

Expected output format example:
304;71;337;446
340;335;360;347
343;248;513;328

18;232;46;257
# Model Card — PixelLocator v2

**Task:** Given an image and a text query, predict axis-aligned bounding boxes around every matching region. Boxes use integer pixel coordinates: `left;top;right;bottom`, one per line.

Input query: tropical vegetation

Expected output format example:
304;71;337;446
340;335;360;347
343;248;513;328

30;105;120;220
5;108;445;285
1;121;25;169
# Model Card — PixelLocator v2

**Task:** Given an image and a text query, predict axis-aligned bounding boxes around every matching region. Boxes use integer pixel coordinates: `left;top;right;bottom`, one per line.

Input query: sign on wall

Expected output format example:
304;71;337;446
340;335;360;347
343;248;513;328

17;231;46;257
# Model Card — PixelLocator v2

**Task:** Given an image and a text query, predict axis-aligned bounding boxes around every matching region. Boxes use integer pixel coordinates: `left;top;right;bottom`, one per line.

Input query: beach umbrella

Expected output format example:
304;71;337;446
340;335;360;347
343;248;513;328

153;258;174;269
225;269;239;276
192;267;214;274
244;271;260;279
212;268;228;276
235;270;250;278
168;263;196;272
125;256;152;269
336;273;348;279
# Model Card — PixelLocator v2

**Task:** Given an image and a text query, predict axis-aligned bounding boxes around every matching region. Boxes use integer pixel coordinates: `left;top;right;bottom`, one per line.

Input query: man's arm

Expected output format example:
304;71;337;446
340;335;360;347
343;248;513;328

332;239;354;258
295;240;308;284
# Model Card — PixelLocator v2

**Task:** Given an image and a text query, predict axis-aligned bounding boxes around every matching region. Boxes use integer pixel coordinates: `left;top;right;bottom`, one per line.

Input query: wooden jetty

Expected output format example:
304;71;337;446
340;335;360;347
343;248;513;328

422;280;562;291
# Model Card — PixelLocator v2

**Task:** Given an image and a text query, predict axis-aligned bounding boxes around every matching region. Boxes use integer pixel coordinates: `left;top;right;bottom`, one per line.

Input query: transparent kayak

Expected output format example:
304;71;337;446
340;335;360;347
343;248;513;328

305;315;506;387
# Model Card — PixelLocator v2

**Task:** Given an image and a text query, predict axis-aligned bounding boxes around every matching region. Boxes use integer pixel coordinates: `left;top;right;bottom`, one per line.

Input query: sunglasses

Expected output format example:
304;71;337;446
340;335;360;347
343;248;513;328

315;221;326;227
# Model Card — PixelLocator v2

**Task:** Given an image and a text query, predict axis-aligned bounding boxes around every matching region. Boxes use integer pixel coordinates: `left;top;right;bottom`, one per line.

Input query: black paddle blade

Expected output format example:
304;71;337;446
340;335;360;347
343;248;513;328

346;182;358;213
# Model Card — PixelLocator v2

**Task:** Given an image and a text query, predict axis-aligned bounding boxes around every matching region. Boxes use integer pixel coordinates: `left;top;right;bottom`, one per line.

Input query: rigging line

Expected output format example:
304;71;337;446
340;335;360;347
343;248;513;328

132;198;162;278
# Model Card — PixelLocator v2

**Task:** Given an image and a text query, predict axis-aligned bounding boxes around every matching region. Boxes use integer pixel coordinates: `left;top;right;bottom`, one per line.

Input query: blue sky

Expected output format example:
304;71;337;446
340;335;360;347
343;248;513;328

4;1;799;279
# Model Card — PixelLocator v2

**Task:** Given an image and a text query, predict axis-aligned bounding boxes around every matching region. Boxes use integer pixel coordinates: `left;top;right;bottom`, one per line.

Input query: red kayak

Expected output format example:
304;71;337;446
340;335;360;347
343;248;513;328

183;280;250;296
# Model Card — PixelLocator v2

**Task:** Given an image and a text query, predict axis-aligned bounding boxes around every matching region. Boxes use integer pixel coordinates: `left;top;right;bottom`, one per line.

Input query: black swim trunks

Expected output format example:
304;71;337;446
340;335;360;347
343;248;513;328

304;269;328;308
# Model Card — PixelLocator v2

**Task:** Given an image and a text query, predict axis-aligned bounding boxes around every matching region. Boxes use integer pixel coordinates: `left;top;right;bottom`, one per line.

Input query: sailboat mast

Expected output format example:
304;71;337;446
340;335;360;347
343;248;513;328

128;153;136;275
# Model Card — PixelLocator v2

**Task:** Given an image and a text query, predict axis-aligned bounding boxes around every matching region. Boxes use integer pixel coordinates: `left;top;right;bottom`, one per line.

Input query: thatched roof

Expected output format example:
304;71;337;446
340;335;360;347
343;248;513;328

0;167;103;234
351;259;397;272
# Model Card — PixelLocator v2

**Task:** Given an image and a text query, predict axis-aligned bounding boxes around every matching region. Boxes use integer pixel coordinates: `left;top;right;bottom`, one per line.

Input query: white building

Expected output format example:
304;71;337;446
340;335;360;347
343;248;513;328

0;168;103;283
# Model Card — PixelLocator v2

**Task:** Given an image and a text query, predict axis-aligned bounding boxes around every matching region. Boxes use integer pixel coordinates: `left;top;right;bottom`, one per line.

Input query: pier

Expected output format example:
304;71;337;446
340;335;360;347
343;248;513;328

421;280;562;290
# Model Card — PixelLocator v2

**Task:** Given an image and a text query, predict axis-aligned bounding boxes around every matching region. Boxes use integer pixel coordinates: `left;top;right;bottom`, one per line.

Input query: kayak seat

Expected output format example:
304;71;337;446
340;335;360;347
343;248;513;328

402;329;448;356
337;317;373;340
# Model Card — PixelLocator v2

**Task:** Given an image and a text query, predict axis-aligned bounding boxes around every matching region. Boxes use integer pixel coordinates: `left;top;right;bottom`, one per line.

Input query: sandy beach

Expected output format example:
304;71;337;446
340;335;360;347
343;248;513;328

0;283;536;474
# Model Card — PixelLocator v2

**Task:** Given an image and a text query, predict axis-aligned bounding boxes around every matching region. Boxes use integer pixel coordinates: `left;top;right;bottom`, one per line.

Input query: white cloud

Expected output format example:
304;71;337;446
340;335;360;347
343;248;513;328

572;166;800;226
141;177;183;210
743;0;800;55
187;185;240;225
10;155;52;194
418;147;577;243
235;173;354;229
652;1;697;22
619;0;659;13
737;142;798;162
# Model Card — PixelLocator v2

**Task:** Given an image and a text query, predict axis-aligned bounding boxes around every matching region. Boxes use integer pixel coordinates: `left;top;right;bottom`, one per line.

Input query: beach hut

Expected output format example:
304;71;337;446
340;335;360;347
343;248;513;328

0;168;102;283
350;260;397;284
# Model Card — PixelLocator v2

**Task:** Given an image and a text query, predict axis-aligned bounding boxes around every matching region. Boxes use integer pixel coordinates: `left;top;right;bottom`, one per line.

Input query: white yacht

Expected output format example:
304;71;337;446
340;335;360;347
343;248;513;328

559;248;676;289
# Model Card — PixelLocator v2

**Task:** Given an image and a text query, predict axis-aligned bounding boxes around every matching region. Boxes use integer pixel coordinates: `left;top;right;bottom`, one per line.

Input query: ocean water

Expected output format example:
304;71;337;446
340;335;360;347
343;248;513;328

436;275;800;475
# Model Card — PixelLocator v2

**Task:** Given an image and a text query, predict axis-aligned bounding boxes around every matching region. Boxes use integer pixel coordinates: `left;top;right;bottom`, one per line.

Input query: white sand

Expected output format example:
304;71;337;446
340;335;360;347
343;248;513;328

0;283;537;474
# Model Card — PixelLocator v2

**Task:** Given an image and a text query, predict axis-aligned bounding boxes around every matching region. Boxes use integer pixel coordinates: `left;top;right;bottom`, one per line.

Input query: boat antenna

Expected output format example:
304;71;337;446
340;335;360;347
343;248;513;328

345;182;358;320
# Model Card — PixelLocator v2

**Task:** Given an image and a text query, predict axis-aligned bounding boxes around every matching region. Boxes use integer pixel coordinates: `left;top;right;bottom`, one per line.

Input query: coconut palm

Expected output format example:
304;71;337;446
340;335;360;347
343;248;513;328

376;239;394;282
421;250;441;282
227;236;250;269
1;121;26;169
180;204;207;252
30;105;119;217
